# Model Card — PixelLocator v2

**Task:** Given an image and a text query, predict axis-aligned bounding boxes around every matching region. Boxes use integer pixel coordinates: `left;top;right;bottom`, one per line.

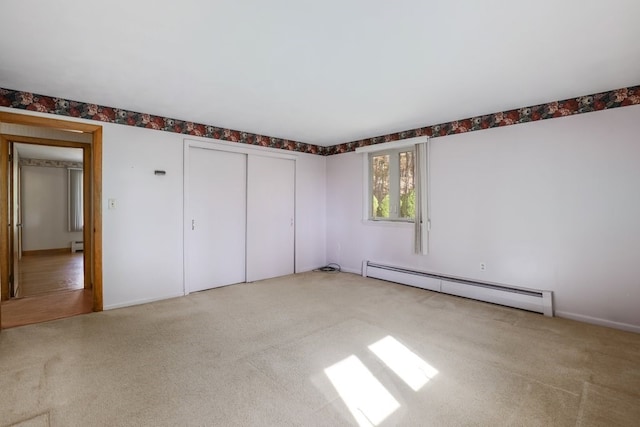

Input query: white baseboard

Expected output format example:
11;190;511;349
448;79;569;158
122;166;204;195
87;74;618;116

555;311;640;334
362;261;553;316
104;292;185;310
340;267;361;275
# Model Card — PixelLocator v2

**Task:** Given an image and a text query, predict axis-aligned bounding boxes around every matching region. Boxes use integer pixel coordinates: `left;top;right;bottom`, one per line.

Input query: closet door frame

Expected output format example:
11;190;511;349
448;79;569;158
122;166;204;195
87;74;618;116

183;138;297;295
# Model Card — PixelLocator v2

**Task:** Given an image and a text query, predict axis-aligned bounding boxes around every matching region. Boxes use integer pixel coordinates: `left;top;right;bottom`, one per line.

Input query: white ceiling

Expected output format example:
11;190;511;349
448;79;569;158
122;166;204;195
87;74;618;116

15;143;83;163
1;1;639;146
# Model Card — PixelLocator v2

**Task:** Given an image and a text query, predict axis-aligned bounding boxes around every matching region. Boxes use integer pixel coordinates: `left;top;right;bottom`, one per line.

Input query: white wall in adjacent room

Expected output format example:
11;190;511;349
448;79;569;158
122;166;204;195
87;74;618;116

21;165;83;251
326;105;640;332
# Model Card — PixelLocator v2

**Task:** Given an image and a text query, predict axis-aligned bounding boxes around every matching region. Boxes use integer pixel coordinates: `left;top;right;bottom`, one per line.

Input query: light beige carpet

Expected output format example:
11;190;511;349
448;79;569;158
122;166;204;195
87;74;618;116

1;272;639;426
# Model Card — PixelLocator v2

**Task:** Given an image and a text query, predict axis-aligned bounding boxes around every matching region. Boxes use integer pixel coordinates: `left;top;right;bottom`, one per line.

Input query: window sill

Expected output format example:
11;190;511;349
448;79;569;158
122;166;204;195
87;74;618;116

361;219;414;228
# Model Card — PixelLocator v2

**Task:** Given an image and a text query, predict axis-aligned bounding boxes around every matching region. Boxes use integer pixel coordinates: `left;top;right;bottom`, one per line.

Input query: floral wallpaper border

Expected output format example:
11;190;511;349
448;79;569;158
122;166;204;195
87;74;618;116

20;157;83;169
323;85;640;155
0;88;321;155
1;85;639;157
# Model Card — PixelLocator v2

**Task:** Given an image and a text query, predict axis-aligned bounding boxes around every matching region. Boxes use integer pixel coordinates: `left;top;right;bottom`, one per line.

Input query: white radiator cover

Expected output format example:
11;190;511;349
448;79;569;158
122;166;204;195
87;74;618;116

362;261;553;316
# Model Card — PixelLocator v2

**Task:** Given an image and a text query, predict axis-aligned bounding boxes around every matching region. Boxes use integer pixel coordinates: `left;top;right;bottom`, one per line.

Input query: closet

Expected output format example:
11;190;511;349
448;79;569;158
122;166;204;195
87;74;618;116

184;142;295;293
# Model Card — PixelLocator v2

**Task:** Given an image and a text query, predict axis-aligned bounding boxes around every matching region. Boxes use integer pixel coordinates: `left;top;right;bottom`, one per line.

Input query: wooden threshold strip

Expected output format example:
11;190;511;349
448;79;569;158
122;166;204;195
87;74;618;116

22;248;71;256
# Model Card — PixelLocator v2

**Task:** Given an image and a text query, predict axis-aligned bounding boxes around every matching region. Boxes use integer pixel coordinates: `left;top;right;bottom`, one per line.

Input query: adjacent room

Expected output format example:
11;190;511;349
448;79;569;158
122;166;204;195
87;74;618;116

0;133;93;328
1;1;639;425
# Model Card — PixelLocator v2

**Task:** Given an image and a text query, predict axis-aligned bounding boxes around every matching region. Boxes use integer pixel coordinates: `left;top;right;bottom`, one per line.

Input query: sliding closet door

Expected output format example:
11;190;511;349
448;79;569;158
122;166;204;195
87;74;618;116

186;147;246;292
246;155;295;282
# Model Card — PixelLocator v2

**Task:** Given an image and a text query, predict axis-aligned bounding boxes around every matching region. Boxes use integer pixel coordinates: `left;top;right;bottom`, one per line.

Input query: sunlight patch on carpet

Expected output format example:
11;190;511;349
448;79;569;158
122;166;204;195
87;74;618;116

324;355;400;426
368;335;438;391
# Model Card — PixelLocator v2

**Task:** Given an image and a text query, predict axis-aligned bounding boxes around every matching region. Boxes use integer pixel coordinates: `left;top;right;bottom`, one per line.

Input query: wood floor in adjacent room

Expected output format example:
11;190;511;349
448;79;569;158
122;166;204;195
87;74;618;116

0;272;638;426
1;252;92;329
17;252;84;298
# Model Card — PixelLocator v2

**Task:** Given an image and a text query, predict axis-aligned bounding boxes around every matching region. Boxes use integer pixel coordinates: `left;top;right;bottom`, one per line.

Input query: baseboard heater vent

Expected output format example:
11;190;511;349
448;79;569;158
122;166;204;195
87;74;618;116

362;261;553;316
71;241;84;253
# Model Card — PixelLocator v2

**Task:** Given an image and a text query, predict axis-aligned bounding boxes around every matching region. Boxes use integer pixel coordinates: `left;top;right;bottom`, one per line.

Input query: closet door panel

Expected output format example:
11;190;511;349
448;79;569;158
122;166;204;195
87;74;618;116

246;155;295;282
186;147;246;292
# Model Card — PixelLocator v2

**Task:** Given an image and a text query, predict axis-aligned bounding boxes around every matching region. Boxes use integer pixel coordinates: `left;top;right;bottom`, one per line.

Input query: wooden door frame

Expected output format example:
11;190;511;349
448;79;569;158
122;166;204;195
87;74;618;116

0;112;102;324
3;135;91;293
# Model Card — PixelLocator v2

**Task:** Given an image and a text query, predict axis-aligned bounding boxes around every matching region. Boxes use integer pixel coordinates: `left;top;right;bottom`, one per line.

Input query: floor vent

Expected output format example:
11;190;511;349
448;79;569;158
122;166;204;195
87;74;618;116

362;261;553;316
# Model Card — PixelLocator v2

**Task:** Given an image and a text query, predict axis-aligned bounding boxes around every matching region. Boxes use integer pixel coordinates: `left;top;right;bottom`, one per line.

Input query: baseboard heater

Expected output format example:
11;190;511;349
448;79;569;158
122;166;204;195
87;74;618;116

362;261;553;316
71;241;84;253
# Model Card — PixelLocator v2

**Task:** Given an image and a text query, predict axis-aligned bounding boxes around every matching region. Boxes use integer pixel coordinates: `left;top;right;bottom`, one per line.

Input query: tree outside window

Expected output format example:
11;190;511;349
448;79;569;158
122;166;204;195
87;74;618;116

370;149;414;221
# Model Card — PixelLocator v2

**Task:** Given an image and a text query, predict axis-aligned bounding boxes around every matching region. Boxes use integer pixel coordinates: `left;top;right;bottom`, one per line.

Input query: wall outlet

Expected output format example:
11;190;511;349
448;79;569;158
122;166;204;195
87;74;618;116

480;262;486;271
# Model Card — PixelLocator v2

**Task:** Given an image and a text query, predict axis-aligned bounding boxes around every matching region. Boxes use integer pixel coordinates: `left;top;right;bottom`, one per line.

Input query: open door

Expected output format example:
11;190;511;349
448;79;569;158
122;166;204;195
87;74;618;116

9;143;21;297
1;141;7;303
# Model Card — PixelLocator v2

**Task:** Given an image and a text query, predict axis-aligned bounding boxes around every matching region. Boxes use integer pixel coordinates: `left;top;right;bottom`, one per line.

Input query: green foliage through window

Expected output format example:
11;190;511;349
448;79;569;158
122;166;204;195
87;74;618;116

373;195;390;218
400;190;415;219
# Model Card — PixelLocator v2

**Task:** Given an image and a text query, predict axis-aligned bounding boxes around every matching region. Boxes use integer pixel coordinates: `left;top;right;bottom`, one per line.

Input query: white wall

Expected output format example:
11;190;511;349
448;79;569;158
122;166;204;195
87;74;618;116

99;122;326;309
101;124;185;308
326;105;640;332
295;150;327;273
21;165;83;251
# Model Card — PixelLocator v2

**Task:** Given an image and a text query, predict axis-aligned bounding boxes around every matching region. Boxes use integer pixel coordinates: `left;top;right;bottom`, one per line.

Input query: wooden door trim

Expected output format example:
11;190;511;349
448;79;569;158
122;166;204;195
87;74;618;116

0;134;88;149
0;112;102;323
0;112;99;133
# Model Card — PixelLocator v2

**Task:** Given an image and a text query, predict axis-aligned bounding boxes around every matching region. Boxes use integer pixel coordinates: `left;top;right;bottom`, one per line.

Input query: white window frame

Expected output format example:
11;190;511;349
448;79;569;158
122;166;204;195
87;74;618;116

357;136;429;224
368;148;412;221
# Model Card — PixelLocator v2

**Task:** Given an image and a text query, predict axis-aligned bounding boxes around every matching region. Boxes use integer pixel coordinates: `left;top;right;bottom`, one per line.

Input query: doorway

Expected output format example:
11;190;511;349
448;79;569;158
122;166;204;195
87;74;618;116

0;112;103;329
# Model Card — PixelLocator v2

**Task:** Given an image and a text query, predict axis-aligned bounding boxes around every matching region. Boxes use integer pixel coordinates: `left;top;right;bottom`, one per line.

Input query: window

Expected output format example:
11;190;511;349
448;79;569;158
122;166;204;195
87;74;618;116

68;168;83;231
357;137;430;254
369;148;415;221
